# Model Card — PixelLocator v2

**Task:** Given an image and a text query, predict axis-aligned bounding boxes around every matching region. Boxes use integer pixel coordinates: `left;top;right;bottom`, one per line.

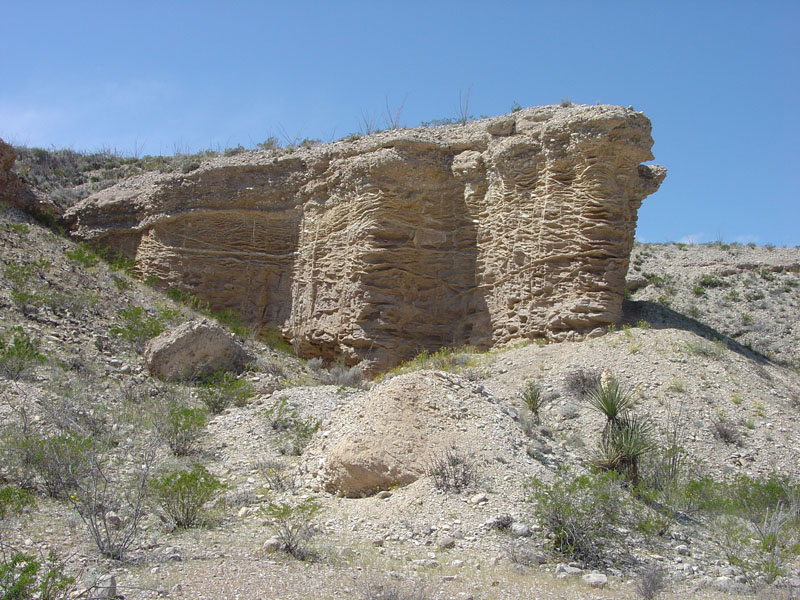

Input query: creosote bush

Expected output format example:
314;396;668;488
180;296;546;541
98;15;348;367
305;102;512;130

152;393;207;456
529;468;627;565
263;498;321;561
150;463;224;529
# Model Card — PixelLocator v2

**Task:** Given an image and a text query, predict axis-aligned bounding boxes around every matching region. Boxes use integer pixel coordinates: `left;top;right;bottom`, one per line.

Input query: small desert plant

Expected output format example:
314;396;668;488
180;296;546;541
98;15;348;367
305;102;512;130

110;305;167;352
564;368;601;399
711;414;742;446
426;446;475;493
196;370;253;413
150;463;224;529
263;498;320;561
594;413;653;485
65;243;102;268
0;485;35;520
635;566;667;599
153;398;207;456
521;379;548;423
255;459;293;492
359;574;432;600
529;468;627;565
263;397;320;456
0;327;45;380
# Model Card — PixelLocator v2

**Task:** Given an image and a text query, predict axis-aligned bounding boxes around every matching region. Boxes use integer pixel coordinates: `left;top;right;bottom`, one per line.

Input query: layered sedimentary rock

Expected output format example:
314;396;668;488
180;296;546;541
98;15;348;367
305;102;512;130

65;105;666;369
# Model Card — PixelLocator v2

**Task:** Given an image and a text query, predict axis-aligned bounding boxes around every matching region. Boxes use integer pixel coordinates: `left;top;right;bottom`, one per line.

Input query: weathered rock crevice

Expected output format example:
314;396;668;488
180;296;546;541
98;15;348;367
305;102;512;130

65;105;666;370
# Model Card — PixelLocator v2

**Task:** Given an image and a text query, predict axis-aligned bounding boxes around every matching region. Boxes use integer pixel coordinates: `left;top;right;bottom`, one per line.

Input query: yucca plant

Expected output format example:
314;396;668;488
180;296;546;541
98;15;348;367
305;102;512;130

595;413;653;485
587;381;636;426
521;379;548;424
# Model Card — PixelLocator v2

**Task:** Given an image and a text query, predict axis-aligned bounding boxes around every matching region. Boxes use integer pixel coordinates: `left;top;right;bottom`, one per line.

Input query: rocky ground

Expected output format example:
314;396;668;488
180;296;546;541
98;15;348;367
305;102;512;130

1;202;799;599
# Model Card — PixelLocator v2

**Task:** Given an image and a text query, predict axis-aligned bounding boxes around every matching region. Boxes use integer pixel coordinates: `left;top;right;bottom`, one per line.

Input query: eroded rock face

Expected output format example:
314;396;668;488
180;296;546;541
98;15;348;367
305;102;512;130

65;105;666;369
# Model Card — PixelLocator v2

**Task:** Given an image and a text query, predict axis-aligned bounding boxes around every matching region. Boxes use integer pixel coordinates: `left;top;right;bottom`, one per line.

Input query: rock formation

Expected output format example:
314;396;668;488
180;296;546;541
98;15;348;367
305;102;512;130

0;138;56;219
65;105;666;370
144;319;255;381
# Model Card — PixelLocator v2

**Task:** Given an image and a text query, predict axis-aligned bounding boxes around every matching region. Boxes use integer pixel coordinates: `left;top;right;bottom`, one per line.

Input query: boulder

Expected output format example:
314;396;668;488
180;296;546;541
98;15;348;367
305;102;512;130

66;105;666;370
144;319;255;381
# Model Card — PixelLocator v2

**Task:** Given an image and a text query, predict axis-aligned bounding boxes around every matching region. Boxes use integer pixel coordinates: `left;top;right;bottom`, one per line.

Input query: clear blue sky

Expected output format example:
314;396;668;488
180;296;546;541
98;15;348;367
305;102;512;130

2;1;798;246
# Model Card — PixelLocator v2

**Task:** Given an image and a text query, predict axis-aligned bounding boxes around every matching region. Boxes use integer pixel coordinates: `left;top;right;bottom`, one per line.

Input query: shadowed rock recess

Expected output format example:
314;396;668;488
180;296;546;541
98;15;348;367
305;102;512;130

65;105;666;370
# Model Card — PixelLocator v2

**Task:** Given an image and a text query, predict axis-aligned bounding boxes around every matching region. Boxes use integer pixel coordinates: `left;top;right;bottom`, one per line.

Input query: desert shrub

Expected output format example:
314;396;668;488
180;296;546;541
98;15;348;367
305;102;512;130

153;398;207;456
426;446;475;493
695;273;728;289
564;368;601;399
55;434;157;560
263;498;320;561
307;357;324;371
0;327;45;380
521;379;548;423
150;463;224;529
684;339;726;360
196;370;253;413
322;363;364;388
211;308;250;337
690;475;800;585
529;468;627;565
635;566;667;599
384;346;477;378
263;397;320;456
258;326;295;354
65;243;102;268
110;306;166;352
255;459;293;492
0;485;35;520
359;575;432;600
711;414;742;446
0;550;76;600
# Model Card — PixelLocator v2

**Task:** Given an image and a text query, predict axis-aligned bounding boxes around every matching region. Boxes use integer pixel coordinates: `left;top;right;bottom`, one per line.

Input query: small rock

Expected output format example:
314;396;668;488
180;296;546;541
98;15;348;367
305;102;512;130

510;522;532;538
582;573;608;589
376;490;392;499
262;537;281;552
95;575;117;599
470;493;488;505
555;563;583;576
438;536;456;550
675;544;690;556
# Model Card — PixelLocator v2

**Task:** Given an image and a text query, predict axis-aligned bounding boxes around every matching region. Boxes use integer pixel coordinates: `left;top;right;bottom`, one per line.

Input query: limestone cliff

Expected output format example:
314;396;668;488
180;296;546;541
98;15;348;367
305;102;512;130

65;105;666;369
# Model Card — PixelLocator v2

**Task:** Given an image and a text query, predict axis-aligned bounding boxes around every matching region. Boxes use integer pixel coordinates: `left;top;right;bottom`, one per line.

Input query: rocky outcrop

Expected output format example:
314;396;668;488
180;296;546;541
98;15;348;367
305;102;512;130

66;105;666;370
0;138;56;219
144;319;255;381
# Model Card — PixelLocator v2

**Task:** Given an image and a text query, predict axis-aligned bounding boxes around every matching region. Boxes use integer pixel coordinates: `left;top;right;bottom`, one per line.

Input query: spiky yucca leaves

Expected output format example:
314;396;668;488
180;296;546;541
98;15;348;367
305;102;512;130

587;381;636;425
595;413;654;485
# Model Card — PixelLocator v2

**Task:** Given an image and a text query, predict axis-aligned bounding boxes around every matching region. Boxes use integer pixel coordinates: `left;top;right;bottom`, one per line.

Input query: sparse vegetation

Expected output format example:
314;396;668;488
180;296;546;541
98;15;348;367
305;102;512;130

520;379;548;423
196;370;253;414
263;396;320;455
0;327;45;380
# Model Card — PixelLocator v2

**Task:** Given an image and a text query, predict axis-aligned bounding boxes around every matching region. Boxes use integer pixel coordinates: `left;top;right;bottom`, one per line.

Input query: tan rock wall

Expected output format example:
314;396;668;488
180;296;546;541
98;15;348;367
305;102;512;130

65;105;665;370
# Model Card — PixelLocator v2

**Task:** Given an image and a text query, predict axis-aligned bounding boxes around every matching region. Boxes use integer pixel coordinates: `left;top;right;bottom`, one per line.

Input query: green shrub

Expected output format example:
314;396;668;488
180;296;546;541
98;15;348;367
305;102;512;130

0;550;76;600
150;463;224;529
154;401;207;456
0;327;45;380
263;498;321;560
695;273;728;289
196;371;253;414
321;363;364;388
529;468;627;564
65;243;102;268
586;381;635;424
0;485;35;520
110;306;167;352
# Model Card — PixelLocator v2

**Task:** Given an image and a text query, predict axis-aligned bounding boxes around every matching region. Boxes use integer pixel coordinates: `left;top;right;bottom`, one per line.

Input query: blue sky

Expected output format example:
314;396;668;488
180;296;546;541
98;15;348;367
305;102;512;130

2;1;798;245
